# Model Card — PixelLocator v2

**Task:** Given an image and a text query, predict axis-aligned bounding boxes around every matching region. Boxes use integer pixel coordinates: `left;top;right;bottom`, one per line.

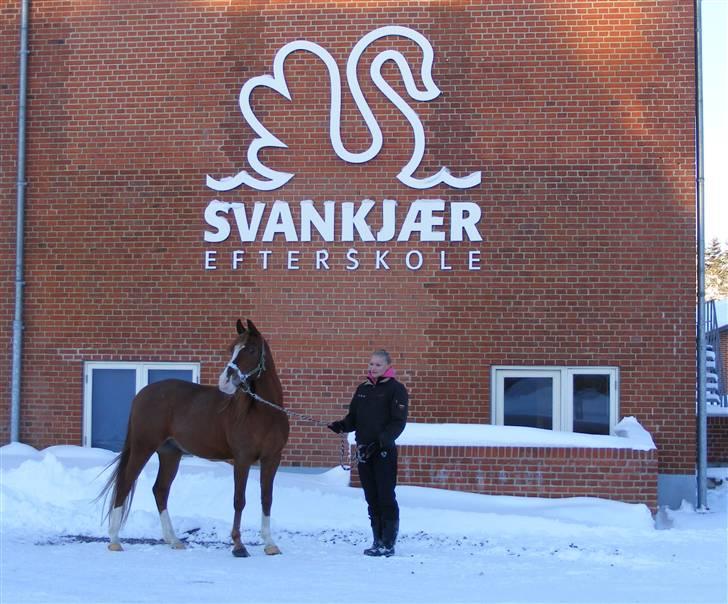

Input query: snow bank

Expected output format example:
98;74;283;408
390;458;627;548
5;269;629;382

1;442;727;604
348;416;656;450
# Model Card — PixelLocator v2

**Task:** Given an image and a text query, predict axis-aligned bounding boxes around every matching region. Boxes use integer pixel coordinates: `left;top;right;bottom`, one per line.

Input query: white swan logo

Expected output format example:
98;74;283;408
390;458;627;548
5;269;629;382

206;26;481;192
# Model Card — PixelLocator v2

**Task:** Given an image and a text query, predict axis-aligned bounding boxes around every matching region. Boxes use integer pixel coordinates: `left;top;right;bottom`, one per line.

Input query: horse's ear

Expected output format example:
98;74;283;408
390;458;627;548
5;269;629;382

236;319;246;335
247;319;261;336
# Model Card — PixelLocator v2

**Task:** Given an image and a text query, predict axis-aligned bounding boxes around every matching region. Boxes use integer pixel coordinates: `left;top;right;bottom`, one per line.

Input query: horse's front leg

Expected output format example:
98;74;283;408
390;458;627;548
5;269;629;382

260;454;283;555
231;462;251;557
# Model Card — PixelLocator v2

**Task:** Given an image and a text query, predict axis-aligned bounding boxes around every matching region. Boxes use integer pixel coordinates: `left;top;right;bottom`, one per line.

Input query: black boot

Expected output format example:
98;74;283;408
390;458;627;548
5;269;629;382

363;516;383;556
379;517;399;557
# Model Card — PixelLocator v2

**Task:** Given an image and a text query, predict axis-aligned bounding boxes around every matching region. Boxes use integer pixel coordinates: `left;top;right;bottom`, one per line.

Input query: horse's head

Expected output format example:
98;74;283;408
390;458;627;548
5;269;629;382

218;319;267;395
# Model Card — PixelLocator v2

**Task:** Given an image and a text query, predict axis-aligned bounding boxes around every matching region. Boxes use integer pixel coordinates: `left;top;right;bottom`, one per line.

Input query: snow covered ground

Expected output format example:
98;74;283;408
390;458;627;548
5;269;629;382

1;442;726;604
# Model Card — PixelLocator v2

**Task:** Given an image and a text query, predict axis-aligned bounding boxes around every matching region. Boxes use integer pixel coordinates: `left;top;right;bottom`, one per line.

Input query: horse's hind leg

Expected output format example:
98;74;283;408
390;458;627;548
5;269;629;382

108;444;157;551
108;507;125;552
259;454;283;555
153;441;185;550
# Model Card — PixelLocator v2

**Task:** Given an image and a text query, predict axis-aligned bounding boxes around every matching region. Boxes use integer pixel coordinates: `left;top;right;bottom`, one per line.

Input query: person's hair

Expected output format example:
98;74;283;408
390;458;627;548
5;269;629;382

371;349;392;365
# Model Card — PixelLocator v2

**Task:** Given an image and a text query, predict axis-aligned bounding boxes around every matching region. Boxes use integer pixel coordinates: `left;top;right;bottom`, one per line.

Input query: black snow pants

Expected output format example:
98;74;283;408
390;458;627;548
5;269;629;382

358;446;399;547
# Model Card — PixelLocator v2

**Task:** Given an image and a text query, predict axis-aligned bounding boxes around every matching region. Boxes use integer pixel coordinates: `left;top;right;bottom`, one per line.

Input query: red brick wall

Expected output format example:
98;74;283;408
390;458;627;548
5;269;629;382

708;416;728;465
351;445;659;509
1;2;696;477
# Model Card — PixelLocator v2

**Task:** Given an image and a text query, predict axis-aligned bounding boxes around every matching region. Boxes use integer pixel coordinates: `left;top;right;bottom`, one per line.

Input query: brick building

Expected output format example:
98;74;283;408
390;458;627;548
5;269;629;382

1;1;697;509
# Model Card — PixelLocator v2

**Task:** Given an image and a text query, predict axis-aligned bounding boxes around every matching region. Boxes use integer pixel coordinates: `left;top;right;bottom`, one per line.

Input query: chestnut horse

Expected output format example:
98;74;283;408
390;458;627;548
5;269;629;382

99;319;289;557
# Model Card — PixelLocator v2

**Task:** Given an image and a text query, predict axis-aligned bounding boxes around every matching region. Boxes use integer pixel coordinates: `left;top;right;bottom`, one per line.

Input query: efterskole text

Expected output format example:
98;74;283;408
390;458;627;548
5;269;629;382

203;199;483;272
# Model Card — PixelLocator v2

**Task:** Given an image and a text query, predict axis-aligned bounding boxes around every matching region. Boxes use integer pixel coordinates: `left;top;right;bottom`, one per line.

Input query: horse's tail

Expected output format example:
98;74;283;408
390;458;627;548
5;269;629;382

95;436;137;527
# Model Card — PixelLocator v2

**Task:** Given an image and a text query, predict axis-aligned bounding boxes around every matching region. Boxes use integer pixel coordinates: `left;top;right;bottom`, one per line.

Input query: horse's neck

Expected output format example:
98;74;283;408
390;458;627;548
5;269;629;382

256;360;284;406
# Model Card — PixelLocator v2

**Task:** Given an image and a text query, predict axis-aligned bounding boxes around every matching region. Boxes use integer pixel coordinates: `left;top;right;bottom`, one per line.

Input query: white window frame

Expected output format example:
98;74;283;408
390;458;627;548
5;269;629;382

493;368;562;429
491;366;619;434
83;361;200;447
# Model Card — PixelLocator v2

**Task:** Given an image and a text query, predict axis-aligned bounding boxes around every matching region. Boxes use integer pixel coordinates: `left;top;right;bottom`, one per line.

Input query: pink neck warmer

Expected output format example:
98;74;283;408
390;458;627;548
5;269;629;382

367;367;397;383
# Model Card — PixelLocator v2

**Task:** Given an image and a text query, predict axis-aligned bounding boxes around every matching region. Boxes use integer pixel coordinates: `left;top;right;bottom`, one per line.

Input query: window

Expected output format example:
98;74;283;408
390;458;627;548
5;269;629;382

83;362;200;450
492;367;618;435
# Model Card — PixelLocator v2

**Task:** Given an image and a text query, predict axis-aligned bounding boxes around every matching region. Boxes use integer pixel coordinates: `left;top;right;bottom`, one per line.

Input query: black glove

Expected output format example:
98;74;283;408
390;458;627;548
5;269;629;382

379;433;394;449
327;421;345;434
356;442;379;463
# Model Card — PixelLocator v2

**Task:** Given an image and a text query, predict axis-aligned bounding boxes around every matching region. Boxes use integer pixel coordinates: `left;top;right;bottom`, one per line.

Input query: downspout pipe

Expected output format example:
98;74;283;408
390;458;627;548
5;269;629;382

11;0;30;443
695;0;707;510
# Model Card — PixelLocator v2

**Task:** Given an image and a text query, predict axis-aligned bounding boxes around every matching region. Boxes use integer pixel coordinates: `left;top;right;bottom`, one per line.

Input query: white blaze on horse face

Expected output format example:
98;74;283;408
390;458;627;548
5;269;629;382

218;342;245;394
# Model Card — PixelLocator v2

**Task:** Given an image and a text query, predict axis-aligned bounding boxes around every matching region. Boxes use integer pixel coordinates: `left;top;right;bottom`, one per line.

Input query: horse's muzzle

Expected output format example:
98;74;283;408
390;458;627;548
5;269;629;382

218;368;238;395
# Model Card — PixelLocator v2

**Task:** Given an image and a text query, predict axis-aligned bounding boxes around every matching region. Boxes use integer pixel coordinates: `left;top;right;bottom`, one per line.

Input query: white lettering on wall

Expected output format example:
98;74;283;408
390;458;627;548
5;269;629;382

440;251;452;271
451;203;483;242
287;250;300;269
377;200;397;242
206;249;482;272
301;200;335;241
346;249;359;270
316;249;330;270
234;203;266;241
259;250;272;269
203;199;483;272
397;199;445;242
262;201;298;241
406;250;424;270
342;200;376;242
204;199;481;243
204;204;231;243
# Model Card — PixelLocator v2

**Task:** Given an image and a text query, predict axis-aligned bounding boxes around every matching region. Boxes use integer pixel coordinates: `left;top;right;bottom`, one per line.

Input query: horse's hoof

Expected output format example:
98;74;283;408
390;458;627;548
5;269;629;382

108;543;124;552
232;546;250;558
264;544;281;556
170;541;186;550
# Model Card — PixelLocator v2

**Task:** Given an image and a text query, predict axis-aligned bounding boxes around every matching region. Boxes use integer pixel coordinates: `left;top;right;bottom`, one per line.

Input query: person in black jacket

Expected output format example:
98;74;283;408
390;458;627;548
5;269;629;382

328;349;409;557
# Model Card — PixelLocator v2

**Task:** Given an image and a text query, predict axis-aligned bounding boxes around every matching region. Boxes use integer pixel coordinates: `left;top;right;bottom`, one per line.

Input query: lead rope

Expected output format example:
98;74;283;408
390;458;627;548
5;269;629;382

238;381;351;471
